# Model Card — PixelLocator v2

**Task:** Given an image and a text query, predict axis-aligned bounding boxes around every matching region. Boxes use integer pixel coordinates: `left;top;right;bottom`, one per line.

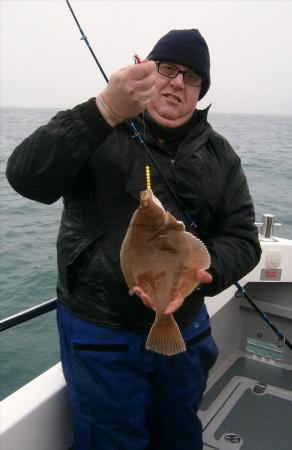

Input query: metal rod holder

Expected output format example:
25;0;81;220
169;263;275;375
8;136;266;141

255;214;282;241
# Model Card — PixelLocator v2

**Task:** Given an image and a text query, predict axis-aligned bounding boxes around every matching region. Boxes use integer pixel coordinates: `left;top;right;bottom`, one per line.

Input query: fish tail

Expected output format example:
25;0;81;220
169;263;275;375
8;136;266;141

146;314;186;356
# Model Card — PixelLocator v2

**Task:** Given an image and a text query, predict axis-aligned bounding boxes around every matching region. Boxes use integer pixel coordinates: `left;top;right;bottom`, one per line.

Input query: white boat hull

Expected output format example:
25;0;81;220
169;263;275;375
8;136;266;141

1;238;292;449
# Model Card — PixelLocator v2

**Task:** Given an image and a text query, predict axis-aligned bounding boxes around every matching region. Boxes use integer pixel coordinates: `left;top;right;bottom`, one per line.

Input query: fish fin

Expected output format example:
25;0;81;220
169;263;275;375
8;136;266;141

169;233;210;298
120;210;139;288
184;232;211;270
146;314;186;356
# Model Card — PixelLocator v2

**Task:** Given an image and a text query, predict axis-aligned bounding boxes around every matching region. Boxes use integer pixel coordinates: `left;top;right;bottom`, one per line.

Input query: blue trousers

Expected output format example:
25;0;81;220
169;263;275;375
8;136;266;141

57;302;218;450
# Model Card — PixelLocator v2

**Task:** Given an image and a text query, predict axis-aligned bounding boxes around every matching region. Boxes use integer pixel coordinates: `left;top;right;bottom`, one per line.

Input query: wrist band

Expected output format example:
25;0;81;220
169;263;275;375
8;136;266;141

98;93;124;123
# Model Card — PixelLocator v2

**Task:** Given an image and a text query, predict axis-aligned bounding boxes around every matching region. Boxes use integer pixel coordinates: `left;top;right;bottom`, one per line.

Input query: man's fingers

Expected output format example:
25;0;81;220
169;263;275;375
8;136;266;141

129;60;157;81
117;61;156;82
130;84;156;105
163;296;184;315
196;270;212;284
100;60;157;121
131;286;155;310
163;271;212;315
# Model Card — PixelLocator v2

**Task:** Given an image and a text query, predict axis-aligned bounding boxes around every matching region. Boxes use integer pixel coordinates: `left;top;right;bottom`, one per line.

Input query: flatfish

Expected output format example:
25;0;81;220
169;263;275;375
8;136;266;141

120;189;210;356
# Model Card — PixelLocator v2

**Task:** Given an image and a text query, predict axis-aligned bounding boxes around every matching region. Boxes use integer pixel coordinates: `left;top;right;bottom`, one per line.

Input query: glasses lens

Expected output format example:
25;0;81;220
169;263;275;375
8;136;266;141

158;63;178;78
184;72;203;87
157;62;204;87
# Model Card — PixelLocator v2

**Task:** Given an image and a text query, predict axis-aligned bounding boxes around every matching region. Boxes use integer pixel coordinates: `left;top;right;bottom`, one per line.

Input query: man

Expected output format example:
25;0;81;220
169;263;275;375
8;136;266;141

6;29;261;449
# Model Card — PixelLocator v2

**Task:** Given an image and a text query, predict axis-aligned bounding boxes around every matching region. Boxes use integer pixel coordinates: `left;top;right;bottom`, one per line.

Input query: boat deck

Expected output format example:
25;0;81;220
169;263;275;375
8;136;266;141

200;353;292;449
201;281;292;450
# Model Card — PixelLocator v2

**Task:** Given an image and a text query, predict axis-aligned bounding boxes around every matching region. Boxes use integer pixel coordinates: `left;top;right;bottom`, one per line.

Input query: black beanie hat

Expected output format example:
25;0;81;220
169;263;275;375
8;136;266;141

148;29;210;100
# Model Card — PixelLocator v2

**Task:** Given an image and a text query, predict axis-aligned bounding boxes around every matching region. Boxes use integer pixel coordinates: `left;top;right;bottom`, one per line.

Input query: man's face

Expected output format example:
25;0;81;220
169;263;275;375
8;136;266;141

146;62;201;128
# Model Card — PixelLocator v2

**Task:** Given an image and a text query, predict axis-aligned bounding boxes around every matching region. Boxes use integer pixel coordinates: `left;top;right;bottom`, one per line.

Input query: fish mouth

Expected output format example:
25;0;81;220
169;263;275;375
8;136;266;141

140;189;153;208
140;190;164;211
163;94;182;103
140;190;153;200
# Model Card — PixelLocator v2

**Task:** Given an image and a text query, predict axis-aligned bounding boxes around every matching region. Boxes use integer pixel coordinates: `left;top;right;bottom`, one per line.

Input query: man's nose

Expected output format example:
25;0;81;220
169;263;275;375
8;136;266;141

170;73;184;88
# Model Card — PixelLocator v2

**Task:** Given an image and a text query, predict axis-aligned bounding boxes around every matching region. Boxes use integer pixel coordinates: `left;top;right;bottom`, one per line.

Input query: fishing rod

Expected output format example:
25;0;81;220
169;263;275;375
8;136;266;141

65;2;292;350
235;281;292;351
65;0;145;144
65;0;198;230
65;0;108;83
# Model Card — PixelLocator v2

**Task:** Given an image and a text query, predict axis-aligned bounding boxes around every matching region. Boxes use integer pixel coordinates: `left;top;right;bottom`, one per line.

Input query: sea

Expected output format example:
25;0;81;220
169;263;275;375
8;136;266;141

0;107;291;400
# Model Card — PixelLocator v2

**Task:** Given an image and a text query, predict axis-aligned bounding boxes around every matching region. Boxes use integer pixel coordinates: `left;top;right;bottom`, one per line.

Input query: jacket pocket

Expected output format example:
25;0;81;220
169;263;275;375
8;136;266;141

66;234;104;292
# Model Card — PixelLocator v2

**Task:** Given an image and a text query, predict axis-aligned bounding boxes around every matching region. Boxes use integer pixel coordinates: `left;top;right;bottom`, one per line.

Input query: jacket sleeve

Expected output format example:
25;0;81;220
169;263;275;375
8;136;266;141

6;98;113;204
200;137;262;297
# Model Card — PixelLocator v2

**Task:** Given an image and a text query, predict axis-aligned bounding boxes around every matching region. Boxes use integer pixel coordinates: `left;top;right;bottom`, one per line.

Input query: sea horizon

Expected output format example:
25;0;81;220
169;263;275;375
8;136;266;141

1;104;292;118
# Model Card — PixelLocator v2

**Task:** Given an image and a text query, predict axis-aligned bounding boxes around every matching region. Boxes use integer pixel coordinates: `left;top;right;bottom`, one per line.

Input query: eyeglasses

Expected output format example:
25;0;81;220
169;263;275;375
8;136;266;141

156;62;204;87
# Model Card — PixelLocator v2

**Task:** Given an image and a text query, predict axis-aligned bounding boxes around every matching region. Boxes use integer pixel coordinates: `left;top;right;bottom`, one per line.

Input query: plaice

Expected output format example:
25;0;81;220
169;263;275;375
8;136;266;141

120;189;210;356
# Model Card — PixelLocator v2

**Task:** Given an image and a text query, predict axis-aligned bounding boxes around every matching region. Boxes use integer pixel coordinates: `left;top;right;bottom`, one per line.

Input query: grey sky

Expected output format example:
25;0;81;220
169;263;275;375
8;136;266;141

1;0;292;115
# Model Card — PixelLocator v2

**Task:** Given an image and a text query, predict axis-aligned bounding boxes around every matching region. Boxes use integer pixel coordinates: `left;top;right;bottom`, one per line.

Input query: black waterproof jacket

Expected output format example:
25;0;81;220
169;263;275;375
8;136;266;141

6;98;261;331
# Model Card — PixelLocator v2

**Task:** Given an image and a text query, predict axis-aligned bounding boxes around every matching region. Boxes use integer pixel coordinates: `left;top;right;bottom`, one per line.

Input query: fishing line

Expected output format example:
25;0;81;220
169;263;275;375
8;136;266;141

141;111;151;172
65;0;193;204
235;281;292;351
65;0;148;148
64;0;200;222
106;0;150;166
107;0;136;57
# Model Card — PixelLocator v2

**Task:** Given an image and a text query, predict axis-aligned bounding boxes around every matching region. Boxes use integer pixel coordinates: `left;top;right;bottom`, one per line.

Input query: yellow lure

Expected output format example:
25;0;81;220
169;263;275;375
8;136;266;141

146;165;151;191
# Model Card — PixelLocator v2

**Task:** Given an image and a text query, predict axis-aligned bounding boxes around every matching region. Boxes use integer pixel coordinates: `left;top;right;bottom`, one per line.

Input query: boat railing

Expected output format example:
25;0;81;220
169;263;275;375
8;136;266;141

0;298;57;332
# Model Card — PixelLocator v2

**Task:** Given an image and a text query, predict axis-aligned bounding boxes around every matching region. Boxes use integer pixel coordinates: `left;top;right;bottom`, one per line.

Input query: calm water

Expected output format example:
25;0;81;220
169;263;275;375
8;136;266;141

0;107;291;399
